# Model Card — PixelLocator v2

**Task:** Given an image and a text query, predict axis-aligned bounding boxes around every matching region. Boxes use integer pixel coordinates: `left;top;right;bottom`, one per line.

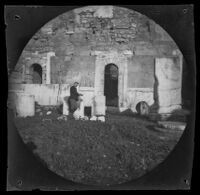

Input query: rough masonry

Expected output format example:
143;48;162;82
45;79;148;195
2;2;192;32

9;6;183;114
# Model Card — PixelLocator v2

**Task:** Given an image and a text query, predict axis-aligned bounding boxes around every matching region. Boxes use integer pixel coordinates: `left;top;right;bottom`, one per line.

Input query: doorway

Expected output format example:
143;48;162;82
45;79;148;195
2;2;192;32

31;63;42;84
104;64;119;107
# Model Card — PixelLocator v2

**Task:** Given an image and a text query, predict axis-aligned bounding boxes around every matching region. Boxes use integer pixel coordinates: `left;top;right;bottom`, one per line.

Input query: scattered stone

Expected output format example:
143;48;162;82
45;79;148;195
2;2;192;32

46;111;52;115
157;121;186;131
90;116;97;121
82;116;89;120
73;109;84;120
36;108;41;112
98;116;105;122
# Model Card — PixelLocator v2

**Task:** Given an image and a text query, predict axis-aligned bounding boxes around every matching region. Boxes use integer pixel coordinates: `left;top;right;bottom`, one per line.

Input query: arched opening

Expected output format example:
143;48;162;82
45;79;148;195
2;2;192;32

31;63;42;84
104;64;119;107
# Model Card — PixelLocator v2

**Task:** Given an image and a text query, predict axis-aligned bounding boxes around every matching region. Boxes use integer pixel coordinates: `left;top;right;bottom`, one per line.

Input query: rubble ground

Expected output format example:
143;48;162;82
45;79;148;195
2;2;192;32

14;106;183;186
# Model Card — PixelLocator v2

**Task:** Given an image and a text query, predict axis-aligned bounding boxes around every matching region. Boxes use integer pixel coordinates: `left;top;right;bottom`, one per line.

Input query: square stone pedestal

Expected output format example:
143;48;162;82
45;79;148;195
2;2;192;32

94;95;106;116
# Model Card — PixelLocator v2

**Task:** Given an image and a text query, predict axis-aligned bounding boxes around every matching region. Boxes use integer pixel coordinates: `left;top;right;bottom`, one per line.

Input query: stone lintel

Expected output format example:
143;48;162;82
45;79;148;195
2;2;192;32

90;50;133;57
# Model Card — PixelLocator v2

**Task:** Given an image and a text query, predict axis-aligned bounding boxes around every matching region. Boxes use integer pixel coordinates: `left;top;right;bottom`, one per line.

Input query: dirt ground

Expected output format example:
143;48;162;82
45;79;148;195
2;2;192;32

14;108;183;186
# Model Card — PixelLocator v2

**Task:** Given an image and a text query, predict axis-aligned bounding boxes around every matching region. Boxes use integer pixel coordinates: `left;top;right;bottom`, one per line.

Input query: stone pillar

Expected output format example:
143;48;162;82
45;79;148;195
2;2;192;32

63;96;69;115
22;64;26;83
121;50;133;110
46;52;55;84
94;95;106;116
155;57;182;114
79;99;84;117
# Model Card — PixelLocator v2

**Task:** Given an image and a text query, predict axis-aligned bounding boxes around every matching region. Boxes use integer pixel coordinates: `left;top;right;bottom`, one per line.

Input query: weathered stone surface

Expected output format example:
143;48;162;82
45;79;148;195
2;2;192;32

128;56;154;88
90;116;97;121
46;111;52;115
63;96;70;115
97;116;105;122
158;88;182;107
11;6;183;115
136;101;150;116
155;57;182;113
127;88;154;112
158;121;186;131
155;58;182;90
158;105;182;114
94;95;106;116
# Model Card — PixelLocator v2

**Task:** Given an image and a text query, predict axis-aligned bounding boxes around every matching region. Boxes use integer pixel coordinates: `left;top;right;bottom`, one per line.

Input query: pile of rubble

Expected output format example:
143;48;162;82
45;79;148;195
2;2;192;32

35;105;55;116
57;114;106;122
35;103;106;122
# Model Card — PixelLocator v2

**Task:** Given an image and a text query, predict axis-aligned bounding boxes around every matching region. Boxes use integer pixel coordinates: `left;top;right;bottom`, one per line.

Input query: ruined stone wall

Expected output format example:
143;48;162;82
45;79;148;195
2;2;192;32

127;56;155;88
12;6;179;89
9;84;94;106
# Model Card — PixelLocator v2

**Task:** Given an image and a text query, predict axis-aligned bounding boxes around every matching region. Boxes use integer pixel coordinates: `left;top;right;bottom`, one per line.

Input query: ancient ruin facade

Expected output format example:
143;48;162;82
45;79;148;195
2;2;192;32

9;6;183;116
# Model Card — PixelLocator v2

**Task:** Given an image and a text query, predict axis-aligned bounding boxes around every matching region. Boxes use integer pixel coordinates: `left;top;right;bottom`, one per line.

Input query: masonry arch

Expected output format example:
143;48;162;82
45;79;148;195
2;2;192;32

104;63;119;107
30;63;43;84
92;50;132;110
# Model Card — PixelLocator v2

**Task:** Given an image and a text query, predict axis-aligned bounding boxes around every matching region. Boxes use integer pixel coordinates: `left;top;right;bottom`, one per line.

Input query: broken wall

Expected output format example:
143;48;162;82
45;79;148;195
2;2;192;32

9;6;183;113
12;6;180;86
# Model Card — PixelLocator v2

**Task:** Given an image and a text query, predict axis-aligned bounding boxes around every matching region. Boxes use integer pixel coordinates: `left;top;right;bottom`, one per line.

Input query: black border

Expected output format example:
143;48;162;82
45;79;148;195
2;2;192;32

3;3;198;191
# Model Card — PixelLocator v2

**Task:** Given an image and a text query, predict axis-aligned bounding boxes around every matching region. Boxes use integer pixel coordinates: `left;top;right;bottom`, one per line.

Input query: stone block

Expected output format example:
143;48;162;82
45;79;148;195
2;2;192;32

90;116;97;121
158;104;182;114
158;121;186;131
127;88;154;113
155;58;182;113
94;95;106;116
155;58;181;90
97;116;105;122
73;108;84;120
63;96;70;115
158;88;181;107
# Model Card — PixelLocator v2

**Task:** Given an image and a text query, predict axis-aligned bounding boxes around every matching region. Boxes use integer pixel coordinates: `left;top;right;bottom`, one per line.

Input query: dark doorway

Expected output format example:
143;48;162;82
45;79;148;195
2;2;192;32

104;64;119;107
84;106;92;118
31;64;42;84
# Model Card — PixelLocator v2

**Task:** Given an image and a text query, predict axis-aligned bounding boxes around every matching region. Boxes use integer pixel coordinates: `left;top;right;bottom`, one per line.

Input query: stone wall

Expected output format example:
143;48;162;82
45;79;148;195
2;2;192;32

155;56;182;113
9;6;183;114
11;6;180;87
126;88;154;112
128;56;155;88
9;84;95;106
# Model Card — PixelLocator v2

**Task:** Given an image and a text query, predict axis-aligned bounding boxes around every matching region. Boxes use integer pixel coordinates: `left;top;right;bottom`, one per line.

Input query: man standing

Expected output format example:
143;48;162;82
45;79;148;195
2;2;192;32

68;82;83;114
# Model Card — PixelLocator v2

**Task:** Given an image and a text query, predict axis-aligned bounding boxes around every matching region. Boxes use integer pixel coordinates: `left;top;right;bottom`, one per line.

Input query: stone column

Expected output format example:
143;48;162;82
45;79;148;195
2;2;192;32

63;96;69;115
155;56;182;114
46;52;55;84
22;64;26;83
119;50;133;110
94;95;106;116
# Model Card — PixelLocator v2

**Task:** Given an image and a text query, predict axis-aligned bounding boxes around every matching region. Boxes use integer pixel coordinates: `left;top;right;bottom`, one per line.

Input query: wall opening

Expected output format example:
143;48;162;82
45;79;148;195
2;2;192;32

104;64;119;107
31;63;42;84
84;106;92;117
